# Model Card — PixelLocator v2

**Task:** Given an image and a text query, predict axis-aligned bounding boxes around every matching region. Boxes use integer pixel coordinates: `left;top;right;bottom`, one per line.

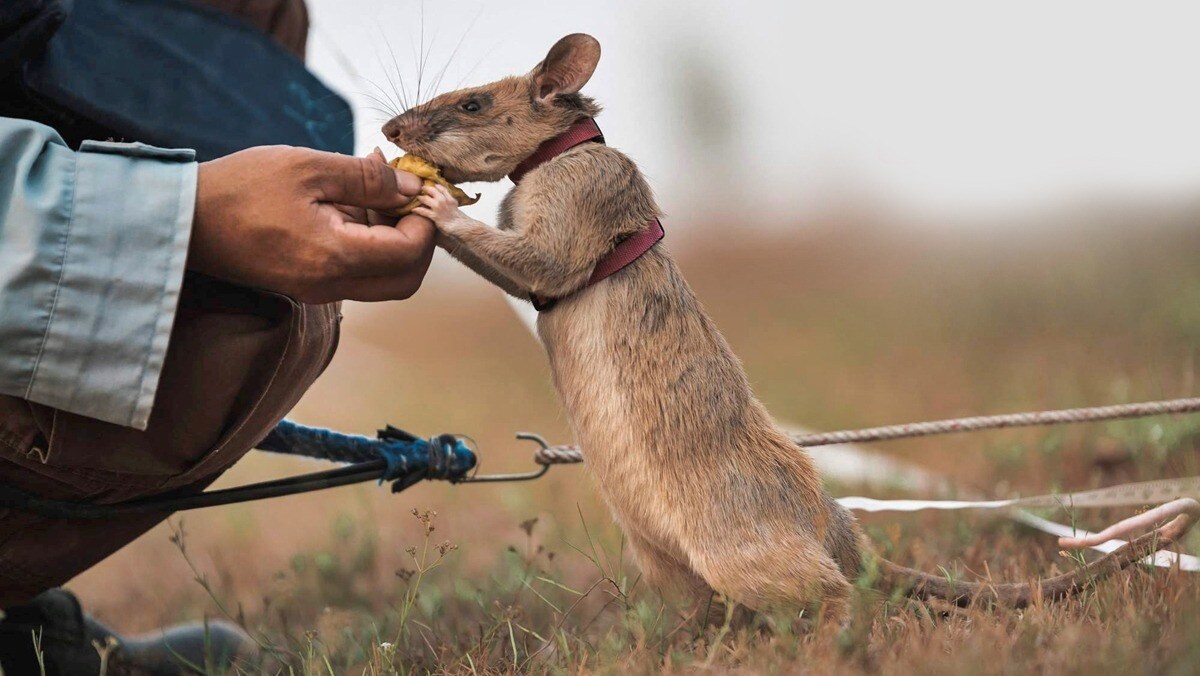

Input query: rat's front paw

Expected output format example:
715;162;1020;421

413;184;470;234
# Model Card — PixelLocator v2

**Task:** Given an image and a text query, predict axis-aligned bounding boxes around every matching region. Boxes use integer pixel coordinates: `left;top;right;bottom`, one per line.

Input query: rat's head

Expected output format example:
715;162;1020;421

383;33;602;183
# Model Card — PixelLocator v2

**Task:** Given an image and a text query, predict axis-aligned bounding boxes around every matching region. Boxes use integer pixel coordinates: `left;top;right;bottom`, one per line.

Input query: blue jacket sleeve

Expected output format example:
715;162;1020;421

0;117;197;430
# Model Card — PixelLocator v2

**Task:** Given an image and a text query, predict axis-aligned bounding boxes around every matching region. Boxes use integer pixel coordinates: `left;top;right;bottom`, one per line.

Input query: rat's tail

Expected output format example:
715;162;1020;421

875;498;1198;607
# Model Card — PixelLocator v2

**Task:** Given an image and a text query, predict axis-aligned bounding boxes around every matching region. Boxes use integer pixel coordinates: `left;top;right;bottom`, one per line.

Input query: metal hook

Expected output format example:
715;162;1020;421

454;432;553;484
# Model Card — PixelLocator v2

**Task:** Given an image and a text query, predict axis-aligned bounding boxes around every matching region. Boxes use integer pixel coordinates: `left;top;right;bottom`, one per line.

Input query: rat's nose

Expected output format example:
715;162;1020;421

382;116;403;144
383;113;427;146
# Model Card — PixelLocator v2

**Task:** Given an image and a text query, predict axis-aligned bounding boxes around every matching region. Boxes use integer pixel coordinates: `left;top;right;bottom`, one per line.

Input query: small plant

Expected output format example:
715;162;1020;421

32;627;45;676
169;519;292;668
388;508;458;662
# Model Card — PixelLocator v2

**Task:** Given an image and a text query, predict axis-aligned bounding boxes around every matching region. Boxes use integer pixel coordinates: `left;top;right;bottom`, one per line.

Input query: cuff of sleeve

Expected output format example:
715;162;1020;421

25;141;197;430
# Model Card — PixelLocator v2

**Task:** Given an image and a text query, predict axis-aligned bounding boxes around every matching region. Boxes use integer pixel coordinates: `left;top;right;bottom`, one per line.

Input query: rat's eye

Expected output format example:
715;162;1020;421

461;99;482;113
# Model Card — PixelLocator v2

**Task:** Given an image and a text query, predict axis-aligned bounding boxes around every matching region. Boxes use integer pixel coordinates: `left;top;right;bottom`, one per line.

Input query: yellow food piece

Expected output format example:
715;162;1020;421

389;154;481;215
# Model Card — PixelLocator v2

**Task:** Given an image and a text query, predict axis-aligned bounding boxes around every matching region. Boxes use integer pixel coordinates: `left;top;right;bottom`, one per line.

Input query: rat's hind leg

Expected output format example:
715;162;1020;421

625;531;756;627
624;530;710;597
694;536;853;625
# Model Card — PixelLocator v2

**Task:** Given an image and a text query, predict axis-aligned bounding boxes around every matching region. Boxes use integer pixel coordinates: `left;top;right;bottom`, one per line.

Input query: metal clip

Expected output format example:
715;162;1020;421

456;432;554;483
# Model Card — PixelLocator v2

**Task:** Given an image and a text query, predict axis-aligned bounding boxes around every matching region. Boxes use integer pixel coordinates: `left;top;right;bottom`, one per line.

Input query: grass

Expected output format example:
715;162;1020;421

70;209;1200;674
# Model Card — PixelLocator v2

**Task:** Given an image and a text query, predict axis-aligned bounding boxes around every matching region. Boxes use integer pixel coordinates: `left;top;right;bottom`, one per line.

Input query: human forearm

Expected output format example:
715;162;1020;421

0;117;197;429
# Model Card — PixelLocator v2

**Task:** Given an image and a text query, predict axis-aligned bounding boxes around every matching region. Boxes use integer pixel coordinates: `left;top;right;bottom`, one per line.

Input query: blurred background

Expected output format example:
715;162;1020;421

71;1;1200;663
311;0;1200;224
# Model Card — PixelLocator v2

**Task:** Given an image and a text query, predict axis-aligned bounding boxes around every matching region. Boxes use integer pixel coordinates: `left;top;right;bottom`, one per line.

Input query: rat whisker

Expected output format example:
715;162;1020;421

377;28;413;111
426;5;483;102
354;99;394;114
355;58;405;112
357;105;401;119
375;53;407;112
417;26;441;107
354;87;401;117
284;35;377;111
408;1;422;105
325;15;404;112
413;0;430;106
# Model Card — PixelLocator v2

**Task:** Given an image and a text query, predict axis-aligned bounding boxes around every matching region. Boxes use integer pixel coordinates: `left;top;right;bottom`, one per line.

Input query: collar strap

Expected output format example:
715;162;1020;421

508;118;666;312
509;117;605;184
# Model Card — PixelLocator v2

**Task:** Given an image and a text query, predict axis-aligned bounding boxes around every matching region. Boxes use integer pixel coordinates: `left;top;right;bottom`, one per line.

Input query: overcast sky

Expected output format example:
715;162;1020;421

306;0;1200;225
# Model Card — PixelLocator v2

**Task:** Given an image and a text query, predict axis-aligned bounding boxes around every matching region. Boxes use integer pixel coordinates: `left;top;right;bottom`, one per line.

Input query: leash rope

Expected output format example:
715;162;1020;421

257;420;469;481
792;396;1200;447
0;421;481;518
0;422;574;518
528;396;1200;465
7;396;1199;519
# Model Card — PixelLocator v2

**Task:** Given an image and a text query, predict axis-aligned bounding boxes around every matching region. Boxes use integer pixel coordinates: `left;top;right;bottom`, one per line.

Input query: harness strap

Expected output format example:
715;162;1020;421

587;219;666;286
508;118;665;312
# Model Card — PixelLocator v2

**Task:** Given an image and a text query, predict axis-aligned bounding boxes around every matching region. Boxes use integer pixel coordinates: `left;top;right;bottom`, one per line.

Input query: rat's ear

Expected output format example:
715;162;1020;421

530;33;601;103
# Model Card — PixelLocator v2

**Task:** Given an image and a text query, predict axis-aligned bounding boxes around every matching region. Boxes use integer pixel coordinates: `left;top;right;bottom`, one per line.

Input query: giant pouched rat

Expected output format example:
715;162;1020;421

382;33;1196;621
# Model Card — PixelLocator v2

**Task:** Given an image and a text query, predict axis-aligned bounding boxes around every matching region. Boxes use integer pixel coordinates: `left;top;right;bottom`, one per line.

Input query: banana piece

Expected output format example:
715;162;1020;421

389;154;481;216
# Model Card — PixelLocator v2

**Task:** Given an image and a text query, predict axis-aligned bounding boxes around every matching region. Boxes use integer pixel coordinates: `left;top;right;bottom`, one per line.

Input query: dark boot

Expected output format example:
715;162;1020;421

0;588;257;675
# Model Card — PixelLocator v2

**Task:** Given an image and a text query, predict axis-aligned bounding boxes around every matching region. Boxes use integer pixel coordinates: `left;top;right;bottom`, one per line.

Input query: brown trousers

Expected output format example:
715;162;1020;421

0;1;336;607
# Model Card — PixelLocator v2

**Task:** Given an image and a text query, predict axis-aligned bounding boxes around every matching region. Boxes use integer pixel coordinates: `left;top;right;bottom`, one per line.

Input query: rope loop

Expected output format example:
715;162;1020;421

535;445;585;465
375;433;473;483
426;434;461;480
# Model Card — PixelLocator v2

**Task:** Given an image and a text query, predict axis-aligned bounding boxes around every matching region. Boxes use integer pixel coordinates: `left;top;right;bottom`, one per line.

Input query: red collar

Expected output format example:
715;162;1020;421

508;118;666;312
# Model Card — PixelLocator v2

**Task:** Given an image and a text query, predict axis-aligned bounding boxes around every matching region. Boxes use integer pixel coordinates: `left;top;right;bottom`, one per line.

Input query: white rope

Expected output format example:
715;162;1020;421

531;398;1200;464
793;397;1200;447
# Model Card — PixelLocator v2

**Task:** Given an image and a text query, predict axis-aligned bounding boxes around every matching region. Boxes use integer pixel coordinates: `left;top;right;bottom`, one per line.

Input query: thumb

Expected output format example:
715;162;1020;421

308;151;423;210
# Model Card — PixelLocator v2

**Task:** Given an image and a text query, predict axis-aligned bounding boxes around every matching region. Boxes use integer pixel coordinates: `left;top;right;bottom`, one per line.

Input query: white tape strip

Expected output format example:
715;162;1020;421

788;420;1200;570
832;497;1200;570
501;294;1197;571
838;476;1200;513
838;496;1013;511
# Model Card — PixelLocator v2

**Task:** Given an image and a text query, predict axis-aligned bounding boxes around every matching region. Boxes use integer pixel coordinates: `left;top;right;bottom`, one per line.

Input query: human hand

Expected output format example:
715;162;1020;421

189;146;436;303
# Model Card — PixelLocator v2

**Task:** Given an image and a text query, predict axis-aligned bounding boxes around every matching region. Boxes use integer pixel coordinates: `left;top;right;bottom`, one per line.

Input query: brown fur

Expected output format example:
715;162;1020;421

385;34;1192;621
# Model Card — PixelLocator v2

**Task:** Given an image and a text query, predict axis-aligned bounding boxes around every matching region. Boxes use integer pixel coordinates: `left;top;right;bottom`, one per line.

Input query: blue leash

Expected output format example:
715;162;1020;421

258;420;476;484
0;420;559;519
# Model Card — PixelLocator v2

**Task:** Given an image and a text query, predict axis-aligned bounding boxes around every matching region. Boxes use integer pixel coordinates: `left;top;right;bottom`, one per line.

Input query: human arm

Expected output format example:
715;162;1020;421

0;117;432;429
0;117;197;429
